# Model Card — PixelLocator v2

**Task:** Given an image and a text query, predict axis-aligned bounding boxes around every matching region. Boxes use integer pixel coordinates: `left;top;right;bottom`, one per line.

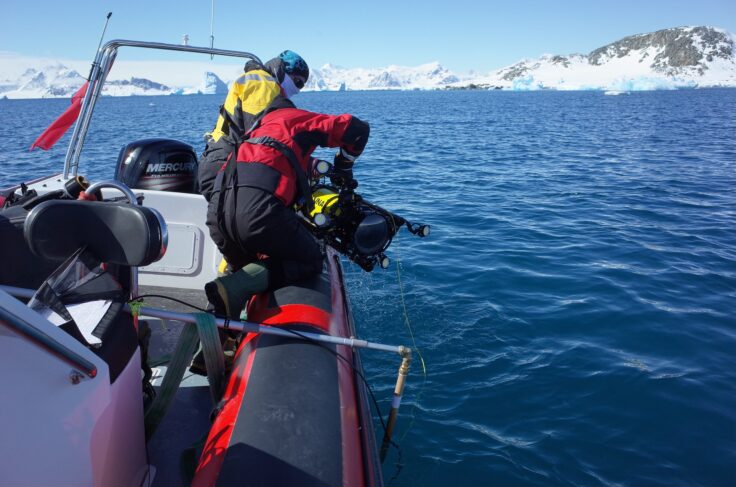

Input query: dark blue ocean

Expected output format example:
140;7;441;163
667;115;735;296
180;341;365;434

1;89;735;486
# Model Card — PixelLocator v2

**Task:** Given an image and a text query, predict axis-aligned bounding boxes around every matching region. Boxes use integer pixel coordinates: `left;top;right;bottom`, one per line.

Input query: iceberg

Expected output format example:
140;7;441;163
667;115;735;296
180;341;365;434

604;76;698;91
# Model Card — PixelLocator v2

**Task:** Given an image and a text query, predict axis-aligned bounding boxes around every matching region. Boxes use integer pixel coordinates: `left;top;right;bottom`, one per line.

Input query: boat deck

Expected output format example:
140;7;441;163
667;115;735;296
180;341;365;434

145;316;212;487
139;285;209;313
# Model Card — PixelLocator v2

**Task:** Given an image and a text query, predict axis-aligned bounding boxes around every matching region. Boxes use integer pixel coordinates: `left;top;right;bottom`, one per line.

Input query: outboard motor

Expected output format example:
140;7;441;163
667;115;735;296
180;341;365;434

115;138;198;193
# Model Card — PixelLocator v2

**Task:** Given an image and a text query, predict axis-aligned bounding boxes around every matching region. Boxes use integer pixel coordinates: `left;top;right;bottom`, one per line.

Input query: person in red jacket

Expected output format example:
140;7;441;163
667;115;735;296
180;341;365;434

204;96;369;318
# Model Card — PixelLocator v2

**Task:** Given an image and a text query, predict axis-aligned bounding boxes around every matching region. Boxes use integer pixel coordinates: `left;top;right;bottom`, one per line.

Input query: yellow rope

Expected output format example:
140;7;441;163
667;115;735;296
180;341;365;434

392;234;428;442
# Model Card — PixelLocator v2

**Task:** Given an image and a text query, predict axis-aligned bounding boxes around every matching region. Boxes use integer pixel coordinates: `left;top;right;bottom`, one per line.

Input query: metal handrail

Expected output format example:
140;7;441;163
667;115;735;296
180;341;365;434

0;305;98;380
133;304;408;356
0;284;407;355
86;179;138;205
63;39;263;178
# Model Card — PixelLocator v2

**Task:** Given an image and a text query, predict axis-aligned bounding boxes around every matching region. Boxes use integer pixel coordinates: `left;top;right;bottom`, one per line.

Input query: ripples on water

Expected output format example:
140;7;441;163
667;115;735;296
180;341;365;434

1;90;735;486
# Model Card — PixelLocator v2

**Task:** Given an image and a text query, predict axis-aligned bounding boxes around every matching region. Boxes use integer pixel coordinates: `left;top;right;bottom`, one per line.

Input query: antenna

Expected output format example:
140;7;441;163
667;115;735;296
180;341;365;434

87;12;112;80
95;12;113;56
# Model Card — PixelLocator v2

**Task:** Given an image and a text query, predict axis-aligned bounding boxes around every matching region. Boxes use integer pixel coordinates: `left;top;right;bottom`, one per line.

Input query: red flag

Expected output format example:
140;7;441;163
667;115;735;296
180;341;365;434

30;81;89;151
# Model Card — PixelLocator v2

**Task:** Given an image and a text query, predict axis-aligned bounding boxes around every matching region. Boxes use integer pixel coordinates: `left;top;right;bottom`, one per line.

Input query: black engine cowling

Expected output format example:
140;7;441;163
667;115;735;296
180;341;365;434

115;138;198;193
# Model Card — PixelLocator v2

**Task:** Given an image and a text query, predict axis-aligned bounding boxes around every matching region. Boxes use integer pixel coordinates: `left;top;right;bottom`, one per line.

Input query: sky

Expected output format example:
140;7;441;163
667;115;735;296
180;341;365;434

1;0;735;76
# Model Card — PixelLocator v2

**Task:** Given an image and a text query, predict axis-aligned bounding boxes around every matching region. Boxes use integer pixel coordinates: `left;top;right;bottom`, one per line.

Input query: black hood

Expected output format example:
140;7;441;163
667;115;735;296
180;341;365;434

245;58;286;84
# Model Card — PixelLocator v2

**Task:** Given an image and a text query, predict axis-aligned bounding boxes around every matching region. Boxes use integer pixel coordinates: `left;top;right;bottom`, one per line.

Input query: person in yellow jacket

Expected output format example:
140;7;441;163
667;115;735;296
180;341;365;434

197;50;309;202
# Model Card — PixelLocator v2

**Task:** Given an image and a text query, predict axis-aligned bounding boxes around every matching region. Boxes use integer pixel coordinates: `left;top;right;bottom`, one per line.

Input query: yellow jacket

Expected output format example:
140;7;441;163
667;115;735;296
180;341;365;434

208;66;283;144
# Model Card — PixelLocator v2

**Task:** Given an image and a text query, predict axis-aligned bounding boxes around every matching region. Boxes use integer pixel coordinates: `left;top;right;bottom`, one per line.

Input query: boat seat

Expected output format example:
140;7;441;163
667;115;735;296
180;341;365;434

0;204;60;291
22;200;168;382
25;199;166;267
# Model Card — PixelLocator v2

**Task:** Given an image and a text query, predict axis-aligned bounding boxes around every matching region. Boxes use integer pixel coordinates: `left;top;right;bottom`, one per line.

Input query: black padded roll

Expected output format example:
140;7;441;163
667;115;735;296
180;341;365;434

24;200;166;266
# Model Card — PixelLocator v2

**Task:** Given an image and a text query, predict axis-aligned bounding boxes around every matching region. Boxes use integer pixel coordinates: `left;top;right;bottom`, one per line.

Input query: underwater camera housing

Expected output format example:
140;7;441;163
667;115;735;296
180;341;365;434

305;161;430;272
115;138;198;193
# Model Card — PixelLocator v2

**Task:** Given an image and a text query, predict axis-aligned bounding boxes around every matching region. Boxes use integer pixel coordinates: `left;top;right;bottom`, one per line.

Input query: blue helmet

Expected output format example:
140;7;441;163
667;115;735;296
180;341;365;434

278;50;309;83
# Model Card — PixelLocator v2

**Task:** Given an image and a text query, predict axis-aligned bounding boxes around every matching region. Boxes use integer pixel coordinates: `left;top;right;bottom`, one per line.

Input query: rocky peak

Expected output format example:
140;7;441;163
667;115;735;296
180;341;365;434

588;26;734;74
106;77;170;91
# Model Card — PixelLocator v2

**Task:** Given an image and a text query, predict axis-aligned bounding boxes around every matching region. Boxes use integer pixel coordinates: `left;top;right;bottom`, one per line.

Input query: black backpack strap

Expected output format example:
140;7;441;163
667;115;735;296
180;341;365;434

244;135;313;214
214;151;239;239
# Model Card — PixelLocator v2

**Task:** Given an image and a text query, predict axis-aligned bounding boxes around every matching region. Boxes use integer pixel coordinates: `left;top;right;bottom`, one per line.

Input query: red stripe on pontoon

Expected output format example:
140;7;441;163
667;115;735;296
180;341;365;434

249;303;332;333
192;334;260;487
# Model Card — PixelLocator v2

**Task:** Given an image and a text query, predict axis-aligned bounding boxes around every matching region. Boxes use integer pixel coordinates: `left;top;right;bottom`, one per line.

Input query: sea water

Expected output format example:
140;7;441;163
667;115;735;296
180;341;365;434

1;89;735;486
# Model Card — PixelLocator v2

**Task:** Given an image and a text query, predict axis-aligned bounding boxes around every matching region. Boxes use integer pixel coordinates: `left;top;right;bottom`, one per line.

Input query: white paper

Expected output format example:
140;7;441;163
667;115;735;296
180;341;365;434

66;300;112;345
39;300;112;346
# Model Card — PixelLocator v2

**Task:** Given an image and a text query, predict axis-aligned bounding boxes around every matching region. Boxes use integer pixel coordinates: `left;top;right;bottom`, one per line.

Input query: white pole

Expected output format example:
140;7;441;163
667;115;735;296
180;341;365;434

210;0;215;59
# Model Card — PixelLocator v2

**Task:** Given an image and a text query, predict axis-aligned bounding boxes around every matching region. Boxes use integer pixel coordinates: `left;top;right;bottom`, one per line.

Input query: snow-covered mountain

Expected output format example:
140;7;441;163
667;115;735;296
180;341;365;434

0;63;176;98
0;65;232;98
460;26;736;91
1;26;734;99
103;78;172;96
305;62;460;91
0;64;87;98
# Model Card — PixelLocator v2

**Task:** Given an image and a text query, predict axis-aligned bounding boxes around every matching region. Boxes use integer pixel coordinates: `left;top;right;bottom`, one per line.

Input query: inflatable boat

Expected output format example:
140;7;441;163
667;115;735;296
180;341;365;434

0;39;426;487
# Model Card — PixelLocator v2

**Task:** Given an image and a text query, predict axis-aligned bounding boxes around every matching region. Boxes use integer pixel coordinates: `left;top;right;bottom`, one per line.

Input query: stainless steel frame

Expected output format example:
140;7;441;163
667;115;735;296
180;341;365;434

63;39;262;179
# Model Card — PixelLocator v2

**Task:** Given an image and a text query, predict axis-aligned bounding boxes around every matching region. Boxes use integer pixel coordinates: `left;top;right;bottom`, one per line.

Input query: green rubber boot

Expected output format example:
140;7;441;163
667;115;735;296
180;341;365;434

205;262;269;319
